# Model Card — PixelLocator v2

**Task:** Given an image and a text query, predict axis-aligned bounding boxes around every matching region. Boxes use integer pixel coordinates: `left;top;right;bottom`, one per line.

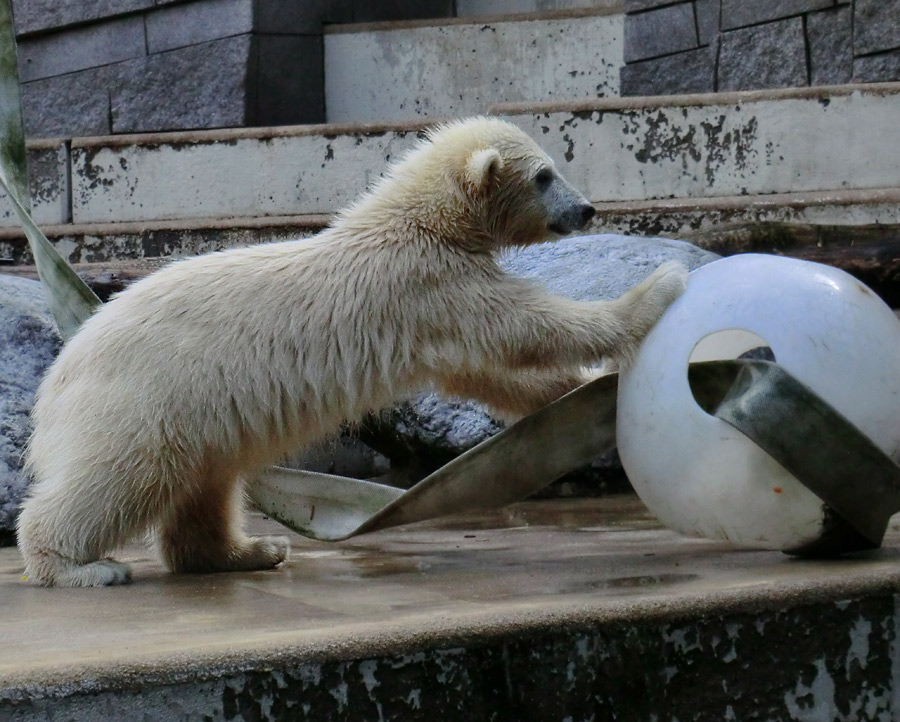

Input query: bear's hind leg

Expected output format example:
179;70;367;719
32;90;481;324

17;481;138;587
159;475;289;575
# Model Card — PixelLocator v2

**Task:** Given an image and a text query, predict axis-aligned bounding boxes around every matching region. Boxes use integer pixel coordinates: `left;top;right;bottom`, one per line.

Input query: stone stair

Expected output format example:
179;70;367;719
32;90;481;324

2;83;899;275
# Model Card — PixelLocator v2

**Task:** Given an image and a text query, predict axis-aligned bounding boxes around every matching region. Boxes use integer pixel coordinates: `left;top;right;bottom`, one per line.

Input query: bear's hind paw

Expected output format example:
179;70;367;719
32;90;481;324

31;558;134;588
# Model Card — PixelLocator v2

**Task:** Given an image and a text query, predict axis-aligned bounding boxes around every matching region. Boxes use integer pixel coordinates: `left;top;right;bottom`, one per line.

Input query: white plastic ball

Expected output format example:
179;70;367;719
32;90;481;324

617;254;900;550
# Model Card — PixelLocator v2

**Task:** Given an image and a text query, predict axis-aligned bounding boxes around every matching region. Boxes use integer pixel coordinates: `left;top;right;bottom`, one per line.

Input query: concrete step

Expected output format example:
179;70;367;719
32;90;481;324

323;8;624;124
0;214;329;266
1;83;897;267
1;189;899;268
3;83;895;231
3;497;900;721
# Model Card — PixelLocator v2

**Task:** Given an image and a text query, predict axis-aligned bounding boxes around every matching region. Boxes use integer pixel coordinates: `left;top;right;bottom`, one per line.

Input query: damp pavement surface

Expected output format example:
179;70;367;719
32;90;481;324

3;496;900;720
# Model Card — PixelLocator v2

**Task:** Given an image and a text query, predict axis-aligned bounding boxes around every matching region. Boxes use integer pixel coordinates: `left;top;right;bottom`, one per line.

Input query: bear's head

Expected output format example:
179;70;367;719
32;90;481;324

353;117;596;252
425;117;595;249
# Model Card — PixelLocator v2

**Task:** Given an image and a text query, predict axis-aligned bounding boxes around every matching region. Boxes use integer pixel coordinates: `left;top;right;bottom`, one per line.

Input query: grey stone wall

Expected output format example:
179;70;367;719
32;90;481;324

622;0;900;96
14;0;456;138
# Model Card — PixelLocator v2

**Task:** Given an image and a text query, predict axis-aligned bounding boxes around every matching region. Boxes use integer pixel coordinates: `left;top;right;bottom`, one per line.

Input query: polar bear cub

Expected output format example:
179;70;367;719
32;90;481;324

18;117;687;586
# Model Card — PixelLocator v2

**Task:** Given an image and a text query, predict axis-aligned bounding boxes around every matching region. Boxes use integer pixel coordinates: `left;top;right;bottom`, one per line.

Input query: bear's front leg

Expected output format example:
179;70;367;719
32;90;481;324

470;261;688;372
437;367;600;423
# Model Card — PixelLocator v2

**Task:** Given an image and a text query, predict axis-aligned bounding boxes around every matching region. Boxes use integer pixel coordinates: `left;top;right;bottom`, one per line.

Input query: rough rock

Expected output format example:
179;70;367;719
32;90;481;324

854;50;900;84
853;0;900;56
807;6;853;86
501;233;718;302
624;2;699;63
720;0;833;30
0;275;62;545
620;46;716;97
359;235;721;491
718;17;808;92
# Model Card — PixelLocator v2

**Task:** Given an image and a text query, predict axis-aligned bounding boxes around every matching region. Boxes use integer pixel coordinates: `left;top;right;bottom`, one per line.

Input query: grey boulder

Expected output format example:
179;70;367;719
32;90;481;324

501;233;720;301
0;275;62;544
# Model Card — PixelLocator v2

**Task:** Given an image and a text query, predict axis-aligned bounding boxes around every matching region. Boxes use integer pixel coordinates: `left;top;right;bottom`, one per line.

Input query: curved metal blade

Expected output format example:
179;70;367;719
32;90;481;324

705;359;900;554
247;372;619;541
246;467;405;540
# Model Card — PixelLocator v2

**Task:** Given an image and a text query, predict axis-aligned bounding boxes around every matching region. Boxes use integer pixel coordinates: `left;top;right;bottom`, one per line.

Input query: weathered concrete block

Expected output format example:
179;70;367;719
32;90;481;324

854;50;900;83
325;13;623;123
721;0;833;30
65;86;900;223
253;35;324;126
505;597;896;721
21;65;113;138
69;127;423;223
623;2;697;62
0;143;70;227
11;0;153;36
854;0;900;56
145;0;254;54
620;45;716;95
807;6;852;86
719;18;808;92
497;87;900;202
110;36;253;134
17;15;146;82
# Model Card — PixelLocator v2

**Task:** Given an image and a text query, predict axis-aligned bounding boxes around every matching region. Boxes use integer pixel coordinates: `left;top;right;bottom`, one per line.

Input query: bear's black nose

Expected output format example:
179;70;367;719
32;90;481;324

581;204;596;223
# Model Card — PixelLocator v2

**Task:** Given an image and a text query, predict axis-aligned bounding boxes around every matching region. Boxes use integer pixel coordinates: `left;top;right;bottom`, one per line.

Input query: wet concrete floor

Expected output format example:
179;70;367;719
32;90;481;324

2;496;900;694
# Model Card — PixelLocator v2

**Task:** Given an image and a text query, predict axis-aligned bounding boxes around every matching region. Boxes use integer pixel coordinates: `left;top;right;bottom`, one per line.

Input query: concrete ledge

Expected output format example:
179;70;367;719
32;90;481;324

490;80;900;114
68;118;435;149
0;214;330;265
2;190;898;265
593;187;900;237
3;497;900;720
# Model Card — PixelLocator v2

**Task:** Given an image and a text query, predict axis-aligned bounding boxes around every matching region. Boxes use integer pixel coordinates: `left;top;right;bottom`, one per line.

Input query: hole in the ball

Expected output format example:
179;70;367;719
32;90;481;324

688;329;775;415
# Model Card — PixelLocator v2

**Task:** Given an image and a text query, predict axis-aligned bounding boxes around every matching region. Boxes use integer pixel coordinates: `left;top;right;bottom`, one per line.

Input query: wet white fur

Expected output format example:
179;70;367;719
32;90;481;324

18;117;686;586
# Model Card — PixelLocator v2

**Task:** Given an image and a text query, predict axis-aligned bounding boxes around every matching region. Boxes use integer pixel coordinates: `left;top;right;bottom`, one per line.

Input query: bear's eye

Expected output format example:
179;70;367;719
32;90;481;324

534;168;554;189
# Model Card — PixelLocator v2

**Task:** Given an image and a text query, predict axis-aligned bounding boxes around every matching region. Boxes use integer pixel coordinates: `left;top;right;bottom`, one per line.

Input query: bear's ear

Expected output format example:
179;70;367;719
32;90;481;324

462;148;504;196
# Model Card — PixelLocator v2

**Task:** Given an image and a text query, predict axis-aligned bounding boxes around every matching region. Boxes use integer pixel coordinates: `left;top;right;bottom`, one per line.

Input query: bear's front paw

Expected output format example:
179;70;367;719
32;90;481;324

646;261;688;306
